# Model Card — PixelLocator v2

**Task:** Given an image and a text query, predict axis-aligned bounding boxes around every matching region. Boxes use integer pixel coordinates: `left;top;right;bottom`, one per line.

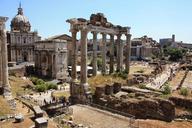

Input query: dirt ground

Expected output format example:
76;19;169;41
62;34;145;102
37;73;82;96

0;100;34;128
0;100;57;128
71;104;192;128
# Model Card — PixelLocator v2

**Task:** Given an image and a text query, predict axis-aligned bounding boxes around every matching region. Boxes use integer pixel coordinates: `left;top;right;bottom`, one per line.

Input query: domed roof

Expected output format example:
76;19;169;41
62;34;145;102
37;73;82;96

12;14;29;23
11;4;31;32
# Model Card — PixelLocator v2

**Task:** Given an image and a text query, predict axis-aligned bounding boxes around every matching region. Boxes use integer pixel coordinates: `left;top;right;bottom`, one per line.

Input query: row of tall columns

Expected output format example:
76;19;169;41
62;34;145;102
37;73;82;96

71;28;89;87
91;33;131;76
0;17;11;97
70;31;131;83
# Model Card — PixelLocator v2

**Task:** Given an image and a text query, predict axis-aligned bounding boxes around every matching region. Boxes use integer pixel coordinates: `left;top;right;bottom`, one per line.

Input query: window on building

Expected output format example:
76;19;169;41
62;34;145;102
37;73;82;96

18;37;20;43
29;37;32;43
23;37;26;44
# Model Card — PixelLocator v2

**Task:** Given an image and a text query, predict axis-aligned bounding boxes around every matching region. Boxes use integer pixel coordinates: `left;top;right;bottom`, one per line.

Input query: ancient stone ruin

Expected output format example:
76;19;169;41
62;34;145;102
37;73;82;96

67;13;131;103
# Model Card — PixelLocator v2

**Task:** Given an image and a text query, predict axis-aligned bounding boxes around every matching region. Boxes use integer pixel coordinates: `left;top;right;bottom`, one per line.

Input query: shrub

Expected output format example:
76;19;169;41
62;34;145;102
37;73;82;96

35;84;47;92
46;83;57;90
118;72;128;79
113;70;128;79
36;79;45;85
30;77;38;84
162;83;171;95
179;87;189;96
97;58;102;69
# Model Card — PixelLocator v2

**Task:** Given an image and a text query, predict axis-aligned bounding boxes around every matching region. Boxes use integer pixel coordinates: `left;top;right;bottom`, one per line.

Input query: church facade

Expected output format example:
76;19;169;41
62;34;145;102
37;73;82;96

7;4;41;63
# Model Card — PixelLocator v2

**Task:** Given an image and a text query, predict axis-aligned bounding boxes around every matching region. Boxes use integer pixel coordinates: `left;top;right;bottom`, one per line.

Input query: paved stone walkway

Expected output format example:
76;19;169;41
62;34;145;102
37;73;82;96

146;63;179;90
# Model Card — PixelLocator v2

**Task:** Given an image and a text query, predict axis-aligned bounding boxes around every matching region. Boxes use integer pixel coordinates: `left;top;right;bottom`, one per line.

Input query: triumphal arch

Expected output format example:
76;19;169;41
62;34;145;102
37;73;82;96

67;13;131;103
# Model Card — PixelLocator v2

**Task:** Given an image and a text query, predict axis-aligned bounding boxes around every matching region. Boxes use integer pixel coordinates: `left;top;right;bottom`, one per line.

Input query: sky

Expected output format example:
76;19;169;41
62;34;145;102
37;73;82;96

1;0;192;43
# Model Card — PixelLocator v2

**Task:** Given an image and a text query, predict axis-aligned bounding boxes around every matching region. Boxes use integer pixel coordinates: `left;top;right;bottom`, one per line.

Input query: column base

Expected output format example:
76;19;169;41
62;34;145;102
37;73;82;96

3;86;12;99
70;82;92;104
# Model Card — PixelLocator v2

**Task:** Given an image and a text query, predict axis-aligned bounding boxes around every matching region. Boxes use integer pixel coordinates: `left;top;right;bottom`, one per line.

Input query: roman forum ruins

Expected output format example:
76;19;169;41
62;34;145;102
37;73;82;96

67;13;131;102
0;16;11;97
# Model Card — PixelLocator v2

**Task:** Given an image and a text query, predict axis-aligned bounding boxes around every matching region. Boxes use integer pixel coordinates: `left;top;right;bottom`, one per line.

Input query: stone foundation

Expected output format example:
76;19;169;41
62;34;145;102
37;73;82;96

94;95;175;122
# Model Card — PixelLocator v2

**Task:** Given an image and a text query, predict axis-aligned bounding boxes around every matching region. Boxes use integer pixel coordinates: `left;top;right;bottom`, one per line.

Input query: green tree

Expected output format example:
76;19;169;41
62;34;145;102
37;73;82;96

165;47;185;61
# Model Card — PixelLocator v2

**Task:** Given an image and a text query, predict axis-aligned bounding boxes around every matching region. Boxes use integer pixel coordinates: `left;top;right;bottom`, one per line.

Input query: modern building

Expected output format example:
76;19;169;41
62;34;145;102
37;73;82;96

7;4;41;63
159;34;192;50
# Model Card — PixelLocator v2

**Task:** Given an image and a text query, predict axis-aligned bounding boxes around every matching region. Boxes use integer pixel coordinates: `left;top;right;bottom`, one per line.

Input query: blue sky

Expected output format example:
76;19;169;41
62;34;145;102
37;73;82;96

1;0;192;43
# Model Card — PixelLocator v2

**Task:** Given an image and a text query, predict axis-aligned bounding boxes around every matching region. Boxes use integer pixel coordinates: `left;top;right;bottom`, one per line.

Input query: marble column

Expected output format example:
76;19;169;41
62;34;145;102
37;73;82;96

0;30;2;88
0;17;11;97
125;34;132;74
109;34;114;74
0;29;3;87
71;29;78;81
92;32;98;76
80;28;88;88
102;33;107;75
116;34;123;72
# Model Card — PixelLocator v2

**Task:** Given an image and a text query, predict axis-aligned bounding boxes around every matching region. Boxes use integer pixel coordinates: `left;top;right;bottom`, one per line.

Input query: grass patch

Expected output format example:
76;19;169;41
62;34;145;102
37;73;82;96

130;65;154;75
138;84;147;89
88;74;126;86
9;76;33;97
52;91;70;98
159;94;171;99
162;83;171;95
88;74;127;93
179;87;189;97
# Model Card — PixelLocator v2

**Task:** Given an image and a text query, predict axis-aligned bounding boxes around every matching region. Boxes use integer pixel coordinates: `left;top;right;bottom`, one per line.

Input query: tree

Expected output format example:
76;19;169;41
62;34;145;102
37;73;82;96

164;47;185;61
